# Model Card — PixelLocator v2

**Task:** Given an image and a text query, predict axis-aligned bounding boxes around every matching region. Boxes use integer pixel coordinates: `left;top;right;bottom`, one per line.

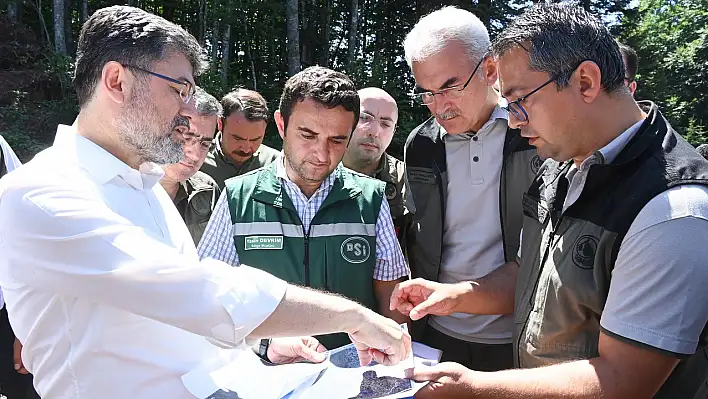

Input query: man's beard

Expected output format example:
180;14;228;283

352;137;381;163
118;93;187;165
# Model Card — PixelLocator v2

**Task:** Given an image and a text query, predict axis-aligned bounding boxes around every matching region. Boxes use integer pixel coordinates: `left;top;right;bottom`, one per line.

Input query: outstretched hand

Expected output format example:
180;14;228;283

389;278;471;321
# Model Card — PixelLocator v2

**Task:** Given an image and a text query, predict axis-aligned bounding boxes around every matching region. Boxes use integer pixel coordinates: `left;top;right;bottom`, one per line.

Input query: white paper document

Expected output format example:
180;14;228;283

182;338;443;399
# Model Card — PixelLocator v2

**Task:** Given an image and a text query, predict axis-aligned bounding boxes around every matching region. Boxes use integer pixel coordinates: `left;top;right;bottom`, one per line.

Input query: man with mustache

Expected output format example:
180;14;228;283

397;6;538;371
199;67;410;349
160;87;221;245
0;7;411;398
406;4;708;398
200;88;280;189
342;88;410;247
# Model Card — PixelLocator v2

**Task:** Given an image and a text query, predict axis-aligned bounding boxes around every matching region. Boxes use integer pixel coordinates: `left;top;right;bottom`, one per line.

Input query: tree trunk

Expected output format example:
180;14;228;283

64;0;74;54
211;17;219;71
220;24;231;85
347;0;358;65
53;0;68;55
80;0;88;23
318;0;331;67
8;1;22;24
285;0;300;76
242;7;257;90
197;0;206;46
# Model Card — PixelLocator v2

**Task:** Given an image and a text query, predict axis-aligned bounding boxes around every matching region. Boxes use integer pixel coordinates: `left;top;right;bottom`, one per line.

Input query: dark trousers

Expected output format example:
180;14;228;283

0;307;40;399
421;323;514;371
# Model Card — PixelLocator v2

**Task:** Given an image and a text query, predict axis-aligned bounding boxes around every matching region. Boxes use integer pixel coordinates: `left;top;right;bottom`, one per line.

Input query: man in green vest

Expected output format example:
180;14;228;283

199;66;410;349
160;87;220;245
398;4;708;398
200;88;280;189
342;87;411;249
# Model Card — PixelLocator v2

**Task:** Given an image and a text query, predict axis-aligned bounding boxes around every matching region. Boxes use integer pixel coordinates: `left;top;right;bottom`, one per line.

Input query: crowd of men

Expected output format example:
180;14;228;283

0;2;707;399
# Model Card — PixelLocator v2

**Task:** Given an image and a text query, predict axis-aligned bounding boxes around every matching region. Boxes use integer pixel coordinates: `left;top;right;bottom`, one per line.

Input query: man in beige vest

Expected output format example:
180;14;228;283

342;88;410;248
159;87;220;245
400;4;708;398
200;88;280;188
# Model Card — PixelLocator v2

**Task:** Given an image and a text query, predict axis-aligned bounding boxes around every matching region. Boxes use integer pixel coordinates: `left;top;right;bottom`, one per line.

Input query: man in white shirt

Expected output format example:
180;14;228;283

0;6;410;399
0;135;39;399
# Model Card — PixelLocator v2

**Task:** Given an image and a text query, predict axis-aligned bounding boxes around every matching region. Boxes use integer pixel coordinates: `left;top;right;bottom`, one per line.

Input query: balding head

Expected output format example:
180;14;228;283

343;87;399;174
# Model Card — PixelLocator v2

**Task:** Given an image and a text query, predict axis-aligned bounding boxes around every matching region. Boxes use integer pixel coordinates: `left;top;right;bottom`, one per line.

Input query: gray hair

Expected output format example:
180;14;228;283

404;6;490;68
193;87;222;118
697;144;708;160
492;3;625;93
74;6;208;108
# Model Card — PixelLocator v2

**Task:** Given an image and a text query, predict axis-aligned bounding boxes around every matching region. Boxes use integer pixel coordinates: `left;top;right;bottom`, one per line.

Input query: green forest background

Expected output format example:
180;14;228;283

0;0;706;161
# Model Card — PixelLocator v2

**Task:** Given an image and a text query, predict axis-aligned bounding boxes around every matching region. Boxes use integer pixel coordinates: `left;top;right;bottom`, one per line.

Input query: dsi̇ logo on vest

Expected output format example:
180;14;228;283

572;235;599;269
340;237;371;264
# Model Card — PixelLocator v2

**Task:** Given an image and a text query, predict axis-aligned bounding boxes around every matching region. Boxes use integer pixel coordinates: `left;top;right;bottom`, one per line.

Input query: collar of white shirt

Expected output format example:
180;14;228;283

572;118;646;173
55;124;165;190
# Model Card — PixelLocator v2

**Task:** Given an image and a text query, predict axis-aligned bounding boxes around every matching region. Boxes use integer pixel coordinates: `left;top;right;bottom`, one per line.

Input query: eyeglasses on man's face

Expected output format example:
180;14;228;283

502;60;590;123
503;76;556;123
124;65;195;104
180;131;214;151
412;55;488;106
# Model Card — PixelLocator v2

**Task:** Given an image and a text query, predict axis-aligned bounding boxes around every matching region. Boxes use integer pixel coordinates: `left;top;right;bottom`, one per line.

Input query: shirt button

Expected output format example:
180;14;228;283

473;156;479;162
472;136;478;141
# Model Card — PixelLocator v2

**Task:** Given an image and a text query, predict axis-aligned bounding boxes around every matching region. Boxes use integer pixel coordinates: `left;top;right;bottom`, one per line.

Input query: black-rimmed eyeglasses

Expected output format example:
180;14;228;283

412;55;487;105
503;76;556;123
124;65;195;104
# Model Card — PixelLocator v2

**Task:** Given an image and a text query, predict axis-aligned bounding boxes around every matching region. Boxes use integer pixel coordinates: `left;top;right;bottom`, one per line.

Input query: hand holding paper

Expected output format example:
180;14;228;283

348;310;412;367
268;337;327;365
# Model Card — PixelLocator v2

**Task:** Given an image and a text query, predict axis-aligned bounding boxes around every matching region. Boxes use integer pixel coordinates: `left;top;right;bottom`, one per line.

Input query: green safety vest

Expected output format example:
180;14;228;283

224;162;385;349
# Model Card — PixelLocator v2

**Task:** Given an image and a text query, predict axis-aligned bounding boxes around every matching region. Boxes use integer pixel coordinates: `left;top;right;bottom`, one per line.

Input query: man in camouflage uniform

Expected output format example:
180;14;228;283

200;88;280;188
159;87;221;245
342;87;410;247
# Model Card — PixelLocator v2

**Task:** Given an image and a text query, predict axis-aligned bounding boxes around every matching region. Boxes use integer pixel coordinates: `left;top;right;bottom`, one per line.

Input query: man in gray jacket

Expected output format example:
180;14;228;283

398;6;538;371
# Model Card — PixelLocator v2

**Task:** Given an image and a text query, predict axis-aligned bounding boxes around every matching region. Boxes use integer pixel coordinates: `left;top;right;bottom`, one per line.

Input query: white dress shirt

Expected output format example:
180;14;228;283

0;125;287;399
0;134;22;309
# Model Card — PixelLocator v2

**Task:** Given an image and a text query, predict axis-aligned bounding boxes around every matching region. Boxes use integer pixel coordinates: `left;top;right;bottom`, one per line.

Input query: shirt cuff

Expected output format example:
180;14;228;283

373;259;411;281
203;258;287;344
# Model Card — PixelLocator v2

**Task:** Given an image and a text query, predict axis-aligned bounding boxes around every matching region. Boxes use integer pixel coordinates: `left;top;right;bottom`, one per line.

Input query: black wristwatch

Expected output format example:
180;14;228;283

257;338;271;362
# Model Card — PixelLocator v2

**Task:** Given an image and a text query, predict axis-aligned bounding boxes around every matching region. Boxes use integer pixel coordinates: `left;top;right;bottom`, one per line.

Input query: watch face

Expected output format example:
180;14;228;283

259;338;270;358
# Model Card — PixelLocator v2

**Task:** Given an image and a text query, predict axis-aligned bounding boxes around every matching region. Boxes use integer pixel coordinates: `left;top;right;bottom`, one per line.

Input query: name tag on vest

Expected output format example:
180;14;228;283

244;236;284;250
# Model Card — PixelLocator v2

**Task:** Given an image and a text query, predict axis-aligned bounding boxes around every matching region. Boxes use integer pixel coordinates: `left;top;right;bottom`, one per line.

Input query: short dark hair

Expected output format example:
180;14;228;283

278;66;360;132
74;6;207;108
697;144;708;160
221;88;269;124
618;42;638;82
492;3;626;94
194;87;222;118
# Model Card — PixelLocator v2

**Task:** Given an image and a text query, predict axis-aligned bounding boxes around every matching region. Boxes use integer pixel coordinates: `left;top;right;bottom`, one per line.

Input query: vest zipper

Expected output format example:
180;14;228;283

517;176;569;367
432;159;446;281
303;226;311;287
499;156;508;262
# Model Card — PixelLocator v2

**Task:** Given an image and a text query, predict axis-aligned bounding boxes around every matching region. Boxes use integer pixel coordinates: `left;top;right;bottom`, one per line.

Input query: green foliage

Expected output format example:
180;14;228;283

619;0;708;145
4;0;707;159
0;92;78;161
